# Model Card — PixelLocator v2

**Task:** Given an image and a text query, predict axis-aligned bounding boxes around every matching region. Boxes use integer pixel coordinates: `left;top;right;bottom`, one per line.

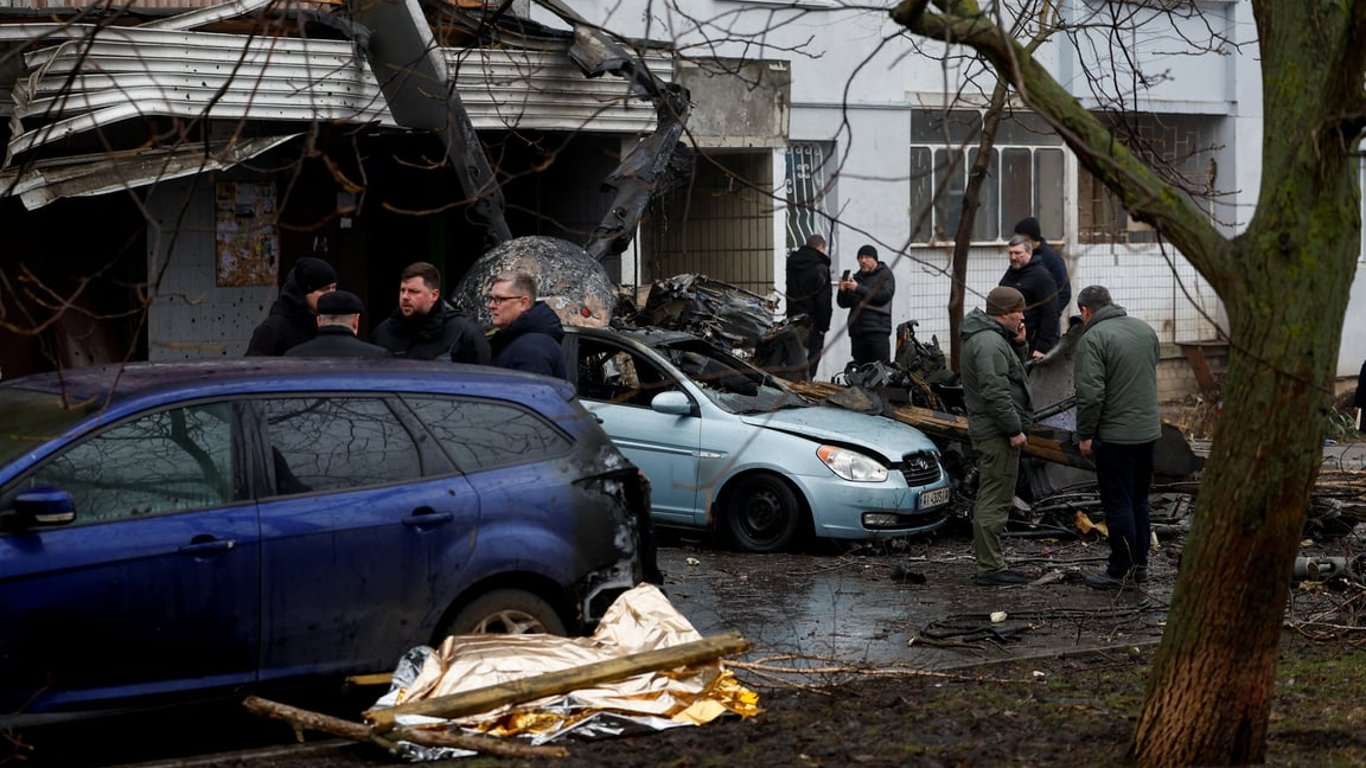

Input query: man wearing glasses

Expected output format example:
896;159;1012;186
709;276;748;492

486;272;567;379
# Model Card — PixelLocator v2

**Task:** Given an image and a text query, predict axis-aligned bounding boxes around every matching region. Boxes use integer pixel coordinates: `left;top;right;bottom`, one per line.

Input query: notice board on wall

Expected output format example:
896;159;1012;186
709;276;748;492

215;181;279;287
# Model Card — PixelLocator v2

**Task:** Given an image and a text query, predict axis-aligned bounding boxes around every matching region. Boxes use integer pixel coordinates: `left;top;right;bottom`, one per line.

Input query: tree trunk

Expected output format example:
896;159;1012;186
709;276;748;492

947;84;1008;372
1131;174;1359;768
1131;1;1364;758
893;1;1366;764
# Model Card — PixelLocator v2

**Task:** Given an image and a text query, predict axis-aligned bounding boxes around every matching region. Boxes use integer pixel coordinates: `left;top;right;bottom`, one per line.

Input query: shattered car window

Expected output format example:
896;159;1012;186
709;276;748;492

577;339;681;408
658;340;809;415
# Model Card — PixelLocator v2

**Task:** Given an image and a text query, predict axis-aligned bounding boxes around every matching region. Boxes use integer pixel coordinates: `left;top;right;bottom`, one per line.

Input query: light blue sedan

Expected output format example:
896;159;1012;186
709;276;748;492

562;327;951;552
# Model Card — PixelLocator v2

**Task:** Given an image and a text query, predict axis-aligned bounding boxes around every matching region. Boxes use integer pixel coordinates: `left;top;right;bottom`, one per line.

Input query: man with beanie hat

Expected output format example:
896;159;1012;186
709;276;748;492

836;244;896;365
285;290;392;358
246;256;337;356
960;285;1034;586
1013;217;1070;314
998;234;1060;360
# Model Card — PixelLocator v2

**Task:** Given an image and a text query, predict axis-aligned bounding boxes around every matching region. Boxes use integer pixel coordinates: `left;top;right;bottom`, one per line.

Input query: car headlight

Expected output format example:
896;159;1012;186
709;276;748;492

816;445;888;482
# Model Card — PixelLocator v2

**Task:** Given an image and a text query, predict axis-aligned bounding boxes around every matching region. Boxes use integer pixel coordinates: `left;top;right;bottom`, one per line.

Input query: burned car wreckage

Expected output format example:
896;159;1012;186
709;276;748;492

606;275;1364;547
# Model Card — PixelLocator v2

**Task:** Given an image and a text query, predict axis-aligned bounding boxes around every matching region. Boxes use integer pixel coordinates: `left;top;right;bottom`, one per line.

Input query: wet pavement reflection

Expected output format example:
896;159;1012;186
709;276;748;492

657;539;1174;676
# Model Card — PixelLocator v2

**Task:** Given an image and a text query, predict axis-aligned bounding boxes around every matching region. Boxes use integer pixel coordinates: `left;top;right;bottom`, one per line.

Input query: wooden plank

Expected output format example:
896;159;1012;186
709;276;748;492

363;631;752;732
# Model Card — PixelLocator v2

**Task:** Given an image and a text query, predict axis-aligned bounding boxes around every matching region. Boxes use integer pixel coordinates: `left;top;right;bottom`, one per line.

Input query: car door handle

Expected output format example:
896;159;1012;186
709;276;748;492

179;535;236;555
402;510;454;528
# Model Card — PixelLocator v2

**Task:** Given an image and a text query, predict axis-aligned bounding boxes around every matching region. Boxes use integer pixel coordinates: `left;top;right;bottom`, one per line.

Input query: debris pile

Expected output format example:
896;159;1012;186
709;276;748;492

243;585;756;761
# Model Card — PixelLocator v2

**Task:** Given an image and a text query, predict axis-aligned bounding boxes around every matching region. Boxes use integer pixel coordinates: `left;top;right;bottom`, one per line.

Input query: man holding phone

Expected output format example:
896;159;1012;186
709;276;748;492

959;286;1034;586
837;245;896;365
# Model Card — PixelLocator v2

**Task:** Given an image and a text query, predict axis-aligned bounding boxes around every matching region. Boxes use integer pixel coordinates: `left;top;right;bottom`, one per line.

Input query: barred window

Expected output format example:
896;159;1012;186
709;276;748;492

1077;113;1224;244
910;109;1064;245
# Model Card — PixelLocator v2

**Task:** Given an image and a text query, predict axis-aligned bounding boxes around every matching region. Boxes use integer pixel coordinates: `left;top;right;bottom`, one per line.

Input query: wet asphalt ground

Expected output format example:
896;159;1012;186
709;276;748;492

15;440;1363;766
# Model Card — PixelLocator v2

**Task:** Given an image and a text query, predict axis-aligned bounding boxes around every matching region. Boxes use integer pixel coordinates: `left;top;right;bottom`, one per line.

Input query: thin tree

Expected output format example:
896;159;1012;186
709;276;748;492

895;1;1363;764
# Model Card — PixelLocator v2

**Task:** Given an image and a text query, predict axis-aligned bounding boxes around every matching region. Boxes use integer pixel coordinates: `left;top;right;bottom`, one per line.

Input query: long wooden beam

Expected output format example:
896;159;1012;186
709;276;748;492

363;631;751;732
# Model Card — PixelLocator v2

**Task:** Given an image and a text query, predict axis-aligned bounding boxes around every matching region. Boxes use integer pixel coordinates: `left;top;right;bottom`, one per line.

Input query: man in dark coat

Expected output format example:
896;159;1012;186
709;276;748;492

372;261;490;364
246;257;337;356
836;245;896;365
285;290;392;359
1013;217;1070;315
785;233;832;379
998;234;1060;359
487;273;567;379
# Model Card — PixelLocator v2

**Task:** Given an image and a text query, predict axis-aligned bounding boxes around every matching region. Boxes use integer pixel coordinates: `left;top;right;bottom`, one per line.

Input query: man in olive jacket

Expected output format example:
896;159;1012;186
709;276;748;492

1073;285;1161;590
960;286;1034;586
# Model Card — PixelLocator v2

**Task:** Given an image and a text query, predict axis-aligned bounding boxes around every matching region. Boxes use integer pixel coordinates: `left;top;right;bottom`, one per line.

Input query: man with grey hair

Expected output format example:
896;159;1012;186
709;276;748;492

1073;284;1161;589
998;234;1059;359
486;272;567;379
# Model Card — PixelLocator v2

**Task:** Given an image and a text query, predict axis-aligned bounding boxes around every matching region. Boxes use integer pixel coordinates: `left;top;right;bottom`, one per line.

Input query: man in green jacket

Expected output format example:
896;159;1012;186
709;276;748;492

961;286;1034;586
1073;285;1162;590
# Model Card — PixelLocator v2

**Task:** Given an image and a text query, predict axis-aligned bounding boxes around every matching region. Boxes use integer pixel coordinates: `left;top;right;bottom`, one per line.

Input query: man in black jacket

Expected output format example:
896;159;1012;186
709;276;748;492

487;272;567;379
836;245;896;365
246;257;337;356
998;234;1060;360
372;262;490;364
285;290;392;358
785;233;832;379
1013;217;1070;316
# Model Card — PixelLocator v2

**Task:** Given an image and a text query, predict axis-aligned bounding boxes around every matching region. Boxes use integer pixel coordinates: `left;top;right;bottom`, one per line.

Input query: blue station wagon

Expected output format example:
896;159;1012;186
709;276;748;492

0;359;655;724
561;327;951;552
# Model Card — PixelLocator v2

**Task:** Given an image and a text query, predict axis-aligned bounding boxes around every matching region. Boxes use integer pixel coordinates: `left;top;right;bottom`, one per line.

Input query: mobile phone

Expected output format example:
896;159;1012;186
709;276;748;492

841;270;851;281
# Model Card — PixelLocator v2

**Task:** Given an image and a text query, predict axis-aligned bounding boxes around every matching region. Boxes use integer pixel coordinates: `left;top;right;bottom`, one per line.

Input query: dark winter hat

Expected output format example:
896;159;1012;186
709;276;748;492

986;286;1026;316
291;257;338;294
856;244;878;259
316;289;363;316
1013;217;1043;242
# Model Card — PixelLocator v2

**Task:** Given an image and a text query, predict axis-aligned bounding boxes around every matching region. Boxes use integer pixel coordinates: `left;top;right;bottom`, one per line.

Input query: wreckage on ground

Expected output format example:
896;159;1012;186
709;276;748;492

609;274;1364;543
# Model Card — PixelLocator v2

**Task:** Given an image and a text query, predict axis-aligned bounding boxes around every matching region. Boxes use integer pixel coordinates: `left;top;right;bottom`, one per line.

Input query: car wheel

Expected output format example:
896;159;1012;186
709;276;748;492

723;474;804;553
442;589;567;637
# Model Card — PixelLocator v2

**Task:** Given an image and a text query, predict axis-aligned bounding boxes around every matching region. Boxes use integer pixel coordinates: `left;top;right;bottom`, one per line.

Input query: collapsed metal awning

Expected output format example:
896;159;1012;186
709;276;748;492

0;0;674;206
0;134;298;209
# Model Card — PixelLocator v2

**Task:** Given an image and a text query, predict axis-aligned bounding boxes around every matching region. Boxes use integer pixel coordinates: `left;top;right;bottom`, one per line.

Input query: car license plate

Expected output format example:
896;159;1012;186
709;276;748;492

919;486;950;509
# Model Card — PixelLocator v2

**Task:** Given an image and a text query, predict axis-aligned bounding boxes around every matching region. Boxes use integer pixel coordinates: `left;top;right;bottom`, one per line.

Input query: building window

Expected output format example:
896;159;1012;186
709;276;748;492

1077;113;1224;244
785;141;837;251
910;109;1064;245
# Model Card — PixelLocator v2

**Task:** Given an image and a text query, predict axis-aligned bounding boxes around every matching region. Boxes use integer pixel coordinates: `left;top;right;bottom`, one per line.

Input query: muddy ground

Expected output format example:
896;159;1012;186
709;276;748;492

15;519;1364;768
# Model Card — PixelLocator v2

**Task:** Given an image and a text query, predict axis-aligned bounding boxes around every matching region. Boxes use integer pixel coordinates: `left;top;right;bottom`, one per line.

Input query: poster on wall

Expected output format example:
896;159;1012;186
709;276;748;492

215;181;279;287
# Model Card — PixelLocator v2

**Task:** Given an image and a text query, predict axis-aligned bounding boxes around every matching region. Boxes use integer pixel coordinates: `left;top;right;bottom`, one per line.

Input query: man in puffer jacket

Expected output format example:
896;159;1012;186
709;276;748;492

1073;284;1161;590
960;286;1034;586
372;262;490;364
487;272;567;379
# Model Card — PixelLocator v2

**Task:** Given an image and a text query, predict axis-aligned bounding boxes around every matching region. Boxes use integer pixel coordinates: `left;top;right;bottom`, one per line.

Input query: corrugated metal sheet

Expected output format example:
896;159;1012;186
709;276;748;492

1;21;670;160
0;134;298;209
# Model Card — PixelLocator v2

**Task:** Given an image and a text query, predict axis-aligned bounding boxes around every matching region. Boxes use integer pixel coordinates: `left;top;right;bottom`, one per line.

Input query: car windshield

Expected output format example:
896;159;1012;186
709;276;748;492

656;339;810;414
0;387;97;466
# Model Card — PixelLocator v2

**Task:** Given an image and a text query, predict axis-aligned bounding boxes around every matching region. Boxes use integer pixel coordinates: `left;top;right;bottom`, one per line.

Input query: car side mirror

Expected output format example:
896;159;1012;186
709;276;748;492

15;487;76;527
651;391;695;416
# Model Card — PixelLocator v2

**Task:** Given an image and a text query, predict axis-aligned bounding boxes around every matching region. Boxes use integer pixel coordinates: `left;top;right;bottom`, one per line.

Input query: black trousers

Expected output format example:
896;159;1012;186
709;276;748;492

806;330;826;379
850;334;890;366
1094;440;1155;576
